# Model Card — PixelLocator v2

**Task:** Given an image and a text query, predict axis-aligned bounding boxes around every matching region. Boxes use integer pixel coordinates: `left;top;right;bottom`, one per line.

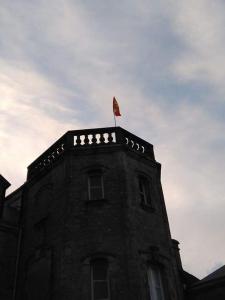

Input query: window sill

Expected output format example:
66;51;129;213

85;198;108;206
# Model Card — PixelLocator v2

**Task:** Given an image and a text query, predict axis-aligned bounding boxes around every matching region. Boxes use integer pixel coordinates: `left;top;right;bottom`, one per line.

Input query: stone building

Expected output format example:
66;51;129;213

0;126;224;300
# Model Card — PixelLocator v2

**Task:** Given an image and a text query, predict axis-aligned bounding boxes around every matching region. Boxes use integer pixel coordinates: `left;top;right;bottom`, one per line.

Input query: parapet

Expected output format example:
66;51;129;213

27;127;155;180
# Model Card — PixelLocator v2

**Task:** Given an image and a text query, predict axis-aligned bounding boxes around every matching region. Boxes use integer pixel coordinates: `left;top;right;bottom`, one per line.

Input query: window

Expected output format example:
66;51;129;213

147;265;165;300
88;171;104;200
26;249;52;300
139;176;151;206
91;258;110;300
34;217;47;246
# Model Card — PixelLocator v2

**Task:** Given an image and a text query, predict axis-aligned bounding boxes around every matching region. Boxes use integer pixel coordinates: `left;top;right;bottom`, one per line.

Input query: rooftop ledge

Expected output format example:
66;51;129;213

27;126;155;180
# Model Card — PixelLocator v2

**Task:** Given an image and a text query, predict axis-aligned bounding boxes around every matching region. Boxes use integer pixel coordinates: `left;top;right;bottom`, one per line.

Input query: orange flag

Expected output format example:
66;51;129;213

113;97;121;116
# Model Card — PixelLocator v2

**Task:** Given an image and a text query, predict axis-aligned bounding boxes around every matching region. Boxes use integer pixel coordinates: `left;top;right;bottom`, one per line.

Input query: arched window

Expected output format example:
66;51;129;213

88;170;104;200
91;258;110;300
147;265;165;300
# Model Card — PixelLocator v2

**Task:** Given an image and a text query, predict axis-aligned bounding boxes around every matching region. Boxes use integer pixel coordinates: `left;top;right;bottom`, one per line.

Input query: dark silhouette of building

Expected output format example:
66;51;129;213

185;266;225;300
0;127;224;300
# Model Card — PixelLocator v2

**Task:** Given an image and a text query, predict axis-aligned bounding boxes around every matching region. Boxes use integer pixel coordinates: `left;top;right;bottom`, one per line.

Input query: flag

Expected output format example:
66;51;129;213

113;97;121;116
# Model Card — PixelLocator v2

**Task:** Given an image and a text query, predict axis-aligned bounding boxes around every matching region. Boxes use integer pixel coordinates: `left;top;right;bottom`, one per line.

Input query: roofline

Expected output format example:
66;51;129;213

188;275;225;291
5;184;25;201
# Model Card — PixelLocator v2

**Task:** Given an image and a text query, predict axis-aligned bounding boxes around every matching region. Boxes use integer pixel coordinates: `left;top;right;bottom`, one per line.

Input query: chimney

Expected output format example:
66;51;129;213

0;174;11;218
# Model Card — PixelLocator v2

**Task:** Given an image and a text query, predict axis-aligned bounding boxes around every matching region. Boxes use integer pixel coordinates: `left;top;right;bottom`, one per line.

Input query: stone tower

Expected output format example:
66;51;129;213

15;127;184;300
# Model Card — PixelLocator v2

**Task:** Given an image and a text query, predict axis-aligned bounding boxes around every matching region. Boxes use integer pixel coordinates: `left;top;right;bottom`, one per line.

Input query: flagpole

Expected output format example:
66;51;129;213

114;113;116;127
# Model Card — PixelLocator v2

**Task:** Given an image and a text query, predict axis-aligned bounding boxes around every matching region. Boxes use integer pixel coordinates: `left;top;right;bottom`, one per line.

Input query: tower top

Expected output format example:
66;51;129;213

27;127;155;180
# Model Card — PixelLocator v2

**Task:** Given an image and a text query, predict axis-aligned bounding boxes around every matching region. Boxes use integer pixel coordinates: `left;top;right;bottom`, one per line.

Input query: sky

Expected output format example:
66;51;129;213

0;0;225;279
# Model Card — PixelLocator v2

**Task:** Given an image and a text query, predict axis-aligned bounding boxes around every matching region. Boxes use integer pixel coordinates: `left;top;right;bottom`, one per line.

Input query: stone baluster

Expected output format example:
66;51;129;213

127;138;133;148
51;152;55;160
134;143;139;151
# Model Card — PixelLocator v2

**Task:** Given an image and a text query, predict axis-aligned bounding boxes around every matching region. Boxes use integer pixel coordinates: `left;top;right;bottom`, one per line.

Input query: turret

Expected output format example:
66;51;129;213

16;127;184;300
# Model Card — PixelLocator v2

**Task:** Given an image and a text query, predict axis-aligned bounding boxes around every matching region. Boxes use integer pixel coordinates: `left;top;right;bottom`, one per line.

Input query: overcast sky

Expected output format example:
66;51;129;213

1;0;225;279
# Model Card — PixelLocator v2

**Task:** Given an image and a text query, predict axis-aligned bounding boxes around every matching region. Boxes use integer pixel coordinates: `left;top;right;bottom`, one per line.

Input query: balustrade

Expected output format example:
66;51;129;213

27;127;154;180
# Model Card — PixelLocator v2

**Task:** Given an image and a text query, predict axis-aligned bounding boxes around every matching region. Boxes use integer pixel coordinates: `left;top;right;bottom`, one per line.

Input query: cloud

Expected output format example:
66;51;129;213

156;102;225;278
0;59;84;190
0;0;224;279
170;0;225;94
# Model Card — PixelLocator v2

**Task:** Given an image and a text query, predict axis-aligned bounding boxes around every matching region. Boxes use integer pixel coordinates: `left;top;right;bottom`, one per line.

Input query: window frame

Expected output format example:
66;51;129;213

88;170;104;201
34;216;48;246
138;175;152;207
90;258;110;300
